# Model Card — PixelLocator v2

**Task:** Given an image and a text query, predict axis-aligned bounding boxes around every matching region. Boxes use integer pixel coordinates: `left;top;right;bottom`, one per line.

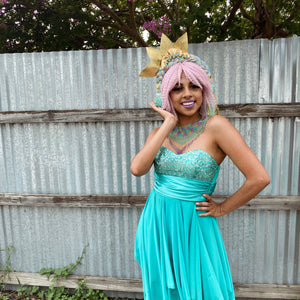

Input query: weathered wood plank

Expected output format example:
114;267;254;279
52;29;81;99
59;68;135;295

1;271;299;298
0;193;299;210
237;195;300;210
234;283;300;299
0;103;299;124
219;103;300;118
0;108;154;124
0;271;143;293
0;194;147;208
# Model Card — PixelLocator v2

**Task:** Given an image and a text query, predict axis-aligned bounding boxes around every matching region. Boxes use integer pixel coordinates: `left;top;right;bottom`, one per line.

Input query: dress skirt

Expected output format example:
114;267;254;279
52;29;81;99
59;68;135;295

135;172;235;300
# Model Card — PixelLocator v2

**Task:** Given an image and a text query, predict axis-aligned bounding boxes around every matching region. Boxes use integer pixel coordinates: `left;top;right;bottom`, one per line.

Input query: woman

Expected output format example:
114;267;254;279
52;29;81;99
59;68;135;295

131;33;270;300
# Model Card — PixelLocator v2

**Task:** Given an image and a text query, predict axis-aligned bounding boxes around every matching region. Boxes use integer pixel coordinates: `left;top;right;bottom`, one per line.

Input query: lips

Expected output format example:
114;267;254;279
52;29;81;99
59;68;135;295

181;100;195;109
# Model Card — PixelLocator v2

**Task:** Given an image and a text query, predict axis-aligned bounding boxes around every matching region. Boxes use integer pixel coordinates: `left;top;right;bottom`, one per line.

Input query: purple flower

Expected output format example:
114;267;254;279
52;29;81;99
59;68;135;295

2;0;7;4
142;16;171;38
0;23;7;29
150;20;156;31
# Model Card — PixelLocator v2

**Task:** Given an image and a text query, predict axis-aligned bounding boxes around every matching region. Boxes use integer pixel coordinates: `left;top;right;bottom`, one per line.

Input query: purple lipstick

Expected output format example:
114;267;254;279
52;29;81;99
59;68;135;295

181;100;195;109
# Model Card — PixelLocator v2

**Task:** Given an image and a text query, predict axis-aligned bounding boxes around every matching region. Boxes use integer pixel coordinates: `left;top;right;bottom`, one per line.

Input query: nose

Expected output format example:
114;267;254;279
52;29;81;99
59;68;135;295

183;86;192;98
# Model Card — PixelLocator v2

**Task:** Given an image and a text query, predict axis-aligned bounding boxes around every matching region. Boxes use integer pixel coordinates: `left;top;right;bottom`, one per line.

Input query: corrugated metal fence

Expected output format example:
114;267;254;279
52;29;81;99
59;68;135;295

0;36;299;299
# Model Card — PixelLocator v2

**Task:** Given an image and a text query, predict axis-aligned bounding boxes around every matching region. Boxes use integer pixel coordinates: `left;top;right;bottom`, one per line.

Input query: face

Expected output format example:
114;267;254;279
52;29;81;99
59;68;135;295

169;72;203;123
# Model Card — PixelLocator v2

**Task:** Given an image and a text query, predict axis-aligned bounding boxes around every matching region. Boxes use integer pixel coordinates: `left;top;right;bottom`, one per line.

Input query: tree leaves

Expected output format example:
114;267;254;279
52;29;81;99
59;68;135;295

0;0;298;52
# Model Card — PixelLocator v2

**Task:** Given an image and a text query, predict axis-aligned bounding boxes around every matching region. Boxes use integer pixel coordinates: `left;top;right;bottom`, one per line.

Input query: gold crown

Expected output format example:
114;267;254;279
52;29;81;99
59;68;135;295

139;33;189;77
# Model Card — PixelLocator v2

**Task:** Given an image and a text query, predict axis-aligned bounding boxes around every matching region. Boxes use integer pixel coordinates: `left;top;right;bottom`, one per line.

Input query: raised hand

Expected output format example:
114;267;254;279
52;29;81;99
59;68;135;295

149;102;177;126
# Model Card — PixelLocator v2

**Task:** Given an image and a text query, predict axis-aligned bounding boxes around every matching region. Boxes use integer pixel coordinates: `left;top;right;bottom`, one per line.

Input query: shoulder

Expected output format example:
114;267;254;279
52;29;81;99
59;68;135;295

205;115;242;145
205;115;234;132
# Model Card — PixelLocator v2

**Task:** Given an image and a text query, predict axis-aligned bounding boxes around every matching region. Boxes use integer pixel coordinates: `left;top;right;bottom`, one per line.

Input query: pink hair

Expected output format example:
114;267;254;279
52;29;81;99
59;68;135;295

160;61;217;119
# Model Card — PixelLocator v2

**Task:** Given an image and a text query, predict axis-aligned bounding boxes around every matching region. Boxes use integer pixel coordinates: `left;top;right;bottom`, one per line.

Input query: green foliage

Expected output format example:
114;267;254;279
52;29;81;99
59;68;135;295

0;245;15;291
0;0;299;52
37;243;89;299
0;244;131;299
15;282;111;299
0;0;101;52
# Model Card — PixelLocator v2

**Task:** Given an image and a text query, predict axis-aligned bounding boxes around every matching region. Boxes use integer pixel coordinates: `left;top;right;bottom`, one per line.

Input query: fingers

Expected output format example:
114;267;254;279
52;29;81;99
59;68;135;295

149;101;165;114
202;193;211;201
195;194;212;207
149;101;156;107
195;203;211;216
198;211;213;217
195;201;210;208
149;102;177;123
196;194;219;217
149;101;158;110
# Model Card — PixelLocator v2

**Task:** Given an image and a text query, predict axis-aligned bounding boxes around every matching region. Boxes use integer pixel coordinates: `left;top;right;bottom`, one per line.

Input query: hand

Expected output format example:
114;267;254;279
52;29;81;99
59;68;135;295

149;102;177;125
196;194;225;217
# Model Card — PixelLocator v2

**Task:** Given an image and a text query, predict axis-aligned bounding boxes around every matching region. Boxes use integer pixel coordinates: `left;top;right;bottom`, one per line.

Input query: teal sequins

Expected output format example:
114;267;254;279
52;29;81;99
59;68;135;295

154;146;219;182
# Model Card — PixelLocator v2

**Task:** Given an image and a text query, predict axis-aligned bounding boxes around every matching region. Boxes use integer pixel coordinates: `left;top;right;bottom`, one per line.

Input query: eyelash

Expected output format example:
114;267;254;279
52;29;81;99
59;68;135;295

172;85;200;92
172;87;182;91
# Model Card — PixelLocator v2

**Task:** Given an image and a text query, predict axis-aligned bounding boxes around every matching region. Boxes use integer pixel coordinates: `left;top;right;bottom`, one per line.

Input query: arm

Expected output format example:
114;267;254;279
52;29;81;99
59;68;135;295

196;116;270;217
130;102;177;177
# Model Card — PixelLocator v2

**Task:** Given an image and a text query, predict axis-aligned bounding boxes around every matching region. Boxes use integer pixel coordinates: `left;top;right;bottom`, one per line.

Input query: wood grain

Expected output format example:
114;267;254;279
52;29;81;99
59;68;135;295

1;271;299;298
0;103;298;124
0;193;299;210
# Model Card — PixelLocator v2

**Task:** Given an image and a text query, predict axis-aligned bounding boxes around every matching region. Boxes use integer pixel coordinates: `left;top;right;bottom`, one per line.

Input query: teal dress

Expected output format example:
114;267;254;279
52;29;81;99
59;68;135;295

135;146;235;300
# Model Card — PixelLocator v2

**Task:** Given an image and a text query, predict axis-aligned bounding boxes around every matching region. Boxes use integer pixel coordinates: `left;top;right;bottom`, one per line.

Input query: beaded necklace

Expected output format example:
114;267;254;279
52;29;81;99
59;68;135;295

167;118;208;154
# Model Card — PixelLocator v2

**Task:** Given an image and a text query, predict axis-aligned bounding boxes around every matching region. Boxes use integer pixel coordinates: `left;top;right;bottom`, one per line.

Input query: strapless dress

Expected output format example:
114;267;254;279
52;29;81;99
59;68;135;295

135;146;235;300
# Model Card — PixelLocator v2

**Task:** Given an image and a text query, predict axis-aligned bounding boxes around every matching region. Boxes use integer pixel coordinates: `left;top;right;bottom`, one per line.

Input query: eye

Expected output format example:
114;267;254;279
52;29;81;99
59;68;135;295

171;85;183;92
191;84;201;89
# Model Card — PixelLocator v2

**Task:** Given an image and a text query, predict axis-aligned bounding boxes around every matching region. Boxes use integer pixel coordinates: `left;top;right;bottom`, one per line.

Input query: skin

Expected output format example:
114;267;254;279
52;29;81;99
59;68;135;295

130;72;270;217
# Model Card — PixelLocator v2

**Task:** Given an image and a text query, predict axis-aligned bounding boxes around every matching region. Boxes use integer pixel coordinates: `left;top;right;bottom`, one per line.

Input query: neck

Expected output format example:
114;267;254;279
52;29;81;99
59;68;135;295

177;115;202;127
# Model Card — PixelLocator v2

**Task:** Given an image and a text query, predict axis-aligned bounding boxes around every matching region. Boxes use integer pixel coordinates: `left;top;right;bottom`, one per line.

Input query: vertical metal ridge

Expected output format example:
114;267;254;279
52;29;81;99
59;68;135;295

259;37;300;103
0;38;299;289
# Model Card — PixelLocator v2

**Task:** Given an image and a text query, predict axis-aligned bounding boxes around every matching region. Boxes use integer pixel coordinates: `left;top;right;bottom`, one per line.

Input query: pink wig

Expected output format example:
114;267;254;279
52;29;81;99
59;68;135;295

160;61;217;119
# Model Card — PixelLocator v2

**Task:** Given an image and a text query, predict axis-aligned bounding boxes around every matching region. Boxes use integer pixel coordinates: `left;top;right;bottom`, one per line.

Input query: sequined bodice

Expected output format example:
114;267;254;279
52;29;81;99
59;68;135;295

154;146;220;182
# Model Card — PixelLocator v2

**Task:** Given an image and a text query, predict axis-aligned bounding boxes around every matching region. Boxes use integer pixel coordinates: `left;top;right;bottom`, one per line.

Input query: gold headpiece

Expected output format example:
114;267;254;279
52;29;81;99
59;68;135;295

139;32;219;117
139;33;189;77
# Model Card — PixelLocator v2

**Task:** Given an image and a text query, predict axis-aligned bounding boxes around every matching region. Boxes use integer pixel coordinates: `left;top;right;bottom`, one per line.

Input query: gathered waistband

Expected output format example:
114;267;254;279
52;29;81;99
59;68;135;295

154;172;217;202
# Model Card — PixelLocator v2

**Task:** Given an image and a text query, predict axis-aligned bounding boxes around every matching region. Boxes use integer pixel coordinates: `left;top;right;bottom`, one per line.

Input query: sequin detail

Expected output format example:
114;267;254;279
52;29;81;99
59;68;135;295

154;146;219;182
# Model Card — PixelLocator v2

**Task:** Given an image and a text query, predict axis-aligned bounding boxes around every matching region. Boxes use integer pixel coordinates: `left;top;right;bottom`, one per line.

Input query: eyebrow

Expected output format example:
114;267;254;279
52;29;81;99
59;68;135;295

173;82;198;87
